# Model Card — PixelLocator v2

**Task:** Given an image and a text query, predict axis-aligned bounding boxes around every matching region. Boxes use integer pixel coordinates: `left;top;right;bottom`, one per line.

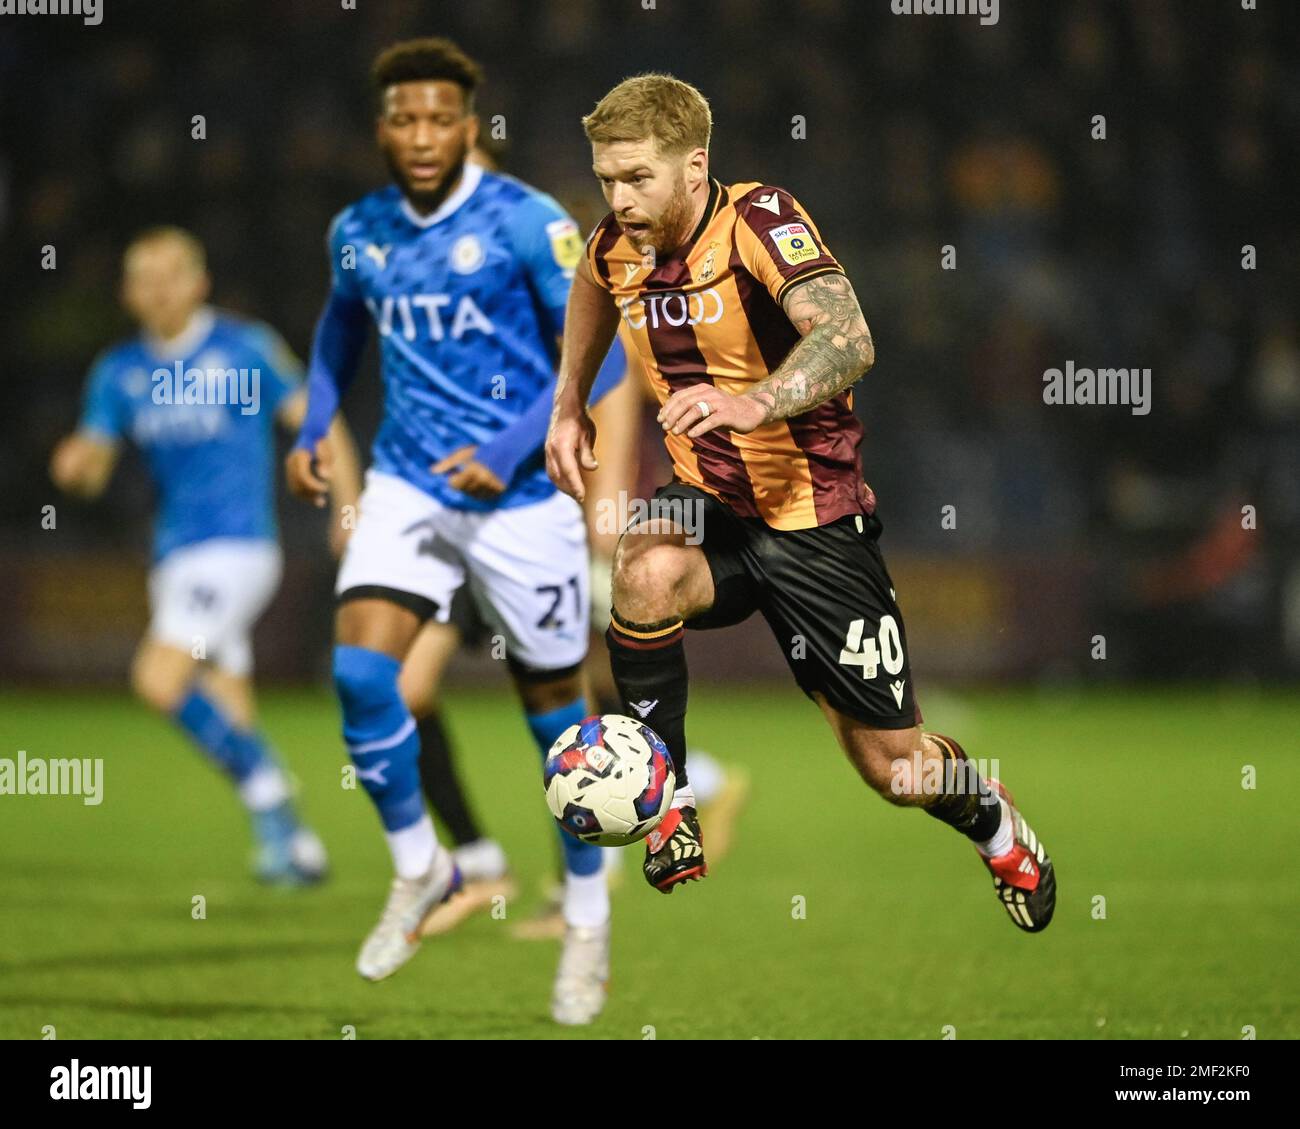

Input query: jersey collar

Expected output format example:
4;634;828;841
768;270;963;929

684;177;725;250
143;305;216;361
399;162;484;229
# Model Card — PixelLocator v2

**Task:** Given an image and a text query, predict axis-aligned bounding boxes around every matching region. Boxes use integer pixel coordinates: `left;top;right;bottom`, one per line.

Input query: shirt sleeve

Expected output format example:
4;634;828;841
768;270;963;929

243;322;305;416
474;335;628;488
77;352;127;442
733;186;844;307
503;191;585;341
326;209;365;301
293;210;371;453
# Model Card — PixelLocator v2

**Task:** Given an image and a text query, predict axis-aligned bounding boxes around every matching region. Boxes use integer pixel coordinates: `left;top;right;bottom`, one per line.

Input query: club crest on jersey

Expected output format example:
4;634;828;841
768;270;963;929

697;241;720;283
770;222;818;266
450;234;486;275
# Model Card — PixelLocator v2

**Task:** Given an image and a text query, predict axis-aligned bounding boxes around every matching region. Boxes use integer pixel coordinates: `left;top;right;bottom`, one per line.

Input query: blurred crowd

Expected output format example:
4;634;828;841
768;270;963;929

2;0;1297;679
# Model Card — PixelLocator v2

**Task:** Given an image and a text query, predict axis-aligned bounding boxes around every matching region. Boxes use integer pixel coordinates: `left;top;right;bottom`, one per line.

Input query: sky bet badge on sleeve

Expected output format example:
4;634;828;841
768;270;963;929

770;222;819;266
547;218;584;271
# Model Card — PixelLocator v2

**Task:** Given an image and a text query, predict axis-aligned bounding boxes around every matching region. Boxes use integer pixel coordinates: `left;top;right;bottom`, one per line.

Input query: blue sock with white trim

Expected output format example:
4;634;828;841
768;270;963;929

333;645;425;834
527;700;604;879
172;687;276;791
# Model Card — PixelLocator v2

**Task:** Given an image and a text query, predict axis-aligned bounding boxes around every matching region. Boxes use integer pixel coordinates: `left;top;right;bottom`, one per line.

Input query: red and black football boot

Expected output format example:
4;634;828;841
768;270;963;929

980;779;1056;933
643;806;707;893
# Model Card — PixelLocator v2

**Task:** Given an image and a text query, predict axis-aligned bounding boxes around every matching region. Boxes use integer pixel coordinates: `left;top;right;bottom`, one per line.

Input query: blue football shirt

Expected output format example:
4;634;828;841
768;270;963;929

78;307;301;561
325;163;586;511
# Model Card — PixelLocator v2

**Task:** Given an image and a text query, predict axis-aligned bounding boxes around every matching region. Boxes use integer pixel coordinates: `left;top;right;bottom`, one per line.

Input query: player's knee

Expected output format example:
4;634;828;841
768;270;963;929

129;652;182;714
612;541;690;620
401;689;436;720
333;645;403;727
130;668;170;713
399;672;437;719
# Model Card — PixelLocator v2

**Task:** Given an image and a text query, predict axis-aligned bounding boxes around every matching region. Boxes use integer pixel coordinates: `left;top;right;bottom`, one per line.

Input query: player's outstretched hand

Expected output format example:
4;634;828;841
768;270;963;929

545;410;597;503
49;435;85;495
285;439;332;508
431;446;507;501
658;383;767;439
49;433;114;499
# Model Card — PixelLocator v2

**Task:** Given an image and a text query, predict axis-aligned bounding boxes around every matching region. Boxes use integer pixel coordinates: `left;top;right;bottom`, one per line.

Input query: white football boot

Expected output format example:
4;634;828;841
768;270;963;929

287;827;329;881
356;849;460;982
453;838;509;882
551;920;611;1025
419;839;516;938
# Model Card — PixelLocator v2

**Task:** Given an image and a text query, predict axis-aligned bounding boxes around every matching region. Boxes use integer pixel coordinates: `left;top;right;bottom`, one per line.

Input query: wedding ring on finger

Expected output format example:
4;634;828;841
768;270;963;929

696;400;712;419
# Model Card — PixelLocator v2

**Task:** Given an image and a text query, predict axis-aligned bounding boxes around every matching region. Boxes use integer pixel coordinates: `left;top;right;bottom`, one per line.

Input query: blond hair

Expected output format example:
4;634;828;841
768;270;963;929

124;226;207;273
582;73;711;155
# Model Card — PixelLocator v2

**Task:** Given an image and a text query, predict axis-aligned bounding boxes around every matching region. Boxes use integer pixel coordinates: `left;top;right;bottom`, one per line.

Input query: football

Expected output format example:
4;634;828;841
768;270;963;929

543;714;676;846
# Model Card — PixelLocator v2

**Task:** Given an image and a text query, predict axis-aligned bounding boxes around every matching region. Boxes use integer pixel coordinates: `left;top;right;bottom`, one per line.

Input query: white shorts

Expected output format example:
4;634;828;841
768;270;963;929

336;470;590;672
148;537;283;677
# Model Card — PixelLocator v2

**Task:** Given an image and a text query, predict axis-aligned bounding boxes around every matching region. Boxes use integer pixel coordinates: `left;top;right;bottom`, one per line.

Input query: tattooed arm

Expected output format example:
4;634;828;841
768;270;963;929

745;272;874;423
658;271;874;438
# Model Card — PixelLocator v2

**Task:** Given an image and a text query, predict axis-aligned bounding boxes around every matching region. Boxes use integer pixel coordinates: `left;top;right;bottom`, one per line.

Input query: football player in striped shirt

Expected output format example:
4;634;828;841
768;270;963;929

546;74;1055;933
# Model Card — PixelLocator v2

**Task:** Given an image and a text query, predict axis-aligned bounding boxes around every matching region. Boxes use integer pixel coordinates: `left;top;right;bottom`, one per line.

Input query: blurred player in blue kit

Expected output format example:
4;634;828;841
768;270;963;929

284;38;623;1024
50;226;358;884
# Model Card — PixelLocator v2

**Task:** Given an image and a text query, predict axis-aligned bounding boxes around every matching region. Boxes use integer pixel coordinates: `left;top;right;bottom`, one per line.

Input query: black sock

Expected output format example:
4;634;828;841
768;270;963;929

594;688;622;717
922;733;1002;843
417;710;482;847
606;611;690;791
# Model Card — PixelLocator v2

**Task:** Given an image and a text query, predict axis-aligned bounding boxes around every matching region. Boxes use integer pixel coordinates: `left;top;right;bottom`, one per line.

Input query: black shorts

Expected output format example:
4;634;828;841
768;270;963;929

654;483;921;730
446;584;490;648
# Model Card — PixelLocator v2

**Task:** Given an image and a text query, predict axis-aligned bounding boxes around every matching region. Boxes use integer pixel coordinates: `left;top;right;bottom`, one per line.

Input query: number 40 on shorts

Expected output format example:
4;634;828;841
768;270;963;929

837;615;905;680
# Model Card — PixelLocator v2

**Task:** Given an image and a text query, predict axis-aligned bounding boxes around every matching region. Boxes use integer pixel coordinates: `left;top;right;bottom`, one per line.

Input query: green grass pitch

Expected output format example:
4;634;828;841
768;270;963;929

1;685;1296;1039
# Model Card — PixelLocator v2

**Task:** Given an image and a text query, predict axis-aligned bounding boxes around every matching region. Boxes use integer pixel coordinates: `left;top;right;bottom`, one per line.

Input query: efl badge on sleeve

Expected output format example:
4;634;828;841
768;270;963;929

547;218;584;271
770;222;818;266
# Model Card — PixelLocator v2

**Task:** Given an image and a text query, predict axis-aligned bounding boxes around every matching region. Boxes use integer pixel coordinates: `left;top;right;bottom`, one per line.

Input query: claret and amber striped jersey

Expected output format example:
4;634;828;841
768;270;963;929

586;178;868;531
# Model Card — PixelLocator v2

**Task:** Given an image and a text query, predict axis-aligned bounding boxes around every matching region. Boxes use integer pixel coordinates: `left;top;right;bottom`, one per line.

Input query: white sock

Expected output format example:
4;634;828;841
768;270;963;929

240;764;291;812
563;869;611;928
975;797;1014;858
387;814;438;880
601;845;624;874
671;783;697;811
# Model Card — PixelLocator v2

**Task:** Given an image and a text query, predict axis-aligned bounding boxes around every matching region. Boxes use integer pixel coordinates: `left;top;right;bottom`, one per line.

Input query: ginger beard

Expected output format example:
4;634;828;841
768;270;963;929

624;170;696;259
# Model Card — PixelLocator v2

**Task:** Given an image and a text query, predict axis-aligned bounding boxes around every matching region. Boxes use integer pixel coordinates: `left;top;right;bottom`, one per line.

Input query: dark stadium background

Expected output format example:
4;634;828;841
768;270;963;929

2;0;1297;688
